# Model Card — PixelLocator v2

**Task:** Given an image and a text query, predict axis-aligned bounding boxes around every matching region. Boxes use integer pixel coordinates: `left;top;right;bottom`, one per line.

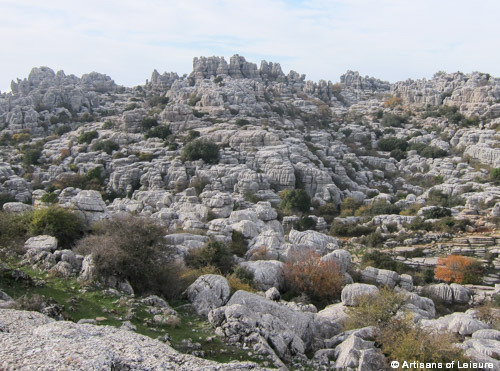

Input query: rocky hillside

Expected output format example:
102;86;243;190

0;55;499;370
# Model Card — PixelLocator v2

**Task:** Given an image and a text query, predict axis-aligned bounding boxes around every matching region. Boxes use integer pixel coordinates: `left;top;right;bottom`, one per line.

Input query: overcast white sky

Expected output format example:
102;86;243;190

1;0;499;92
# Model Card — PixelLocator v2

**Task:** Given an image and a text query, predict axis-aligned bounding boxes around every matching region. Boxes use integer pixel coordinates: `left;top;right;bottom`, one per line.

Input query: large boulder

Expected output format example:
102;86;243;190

288;229;339;255
68;190;108;224
209;290;339;364
341;284;379;306
239;260;285;290
185;274;231;316
24;235;58;252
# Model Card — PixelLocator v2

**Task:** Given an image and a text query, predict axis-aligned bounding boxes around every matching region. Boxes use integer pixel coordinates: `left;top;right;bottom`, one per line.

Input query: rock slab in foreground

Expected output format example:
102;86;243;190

0;309;268;370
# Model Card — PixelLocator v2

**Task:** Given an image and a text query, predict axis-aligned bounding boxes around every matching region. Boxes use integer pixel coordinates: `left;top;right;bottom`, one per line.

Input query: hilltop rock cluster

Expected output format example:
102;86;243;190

0;55;499;369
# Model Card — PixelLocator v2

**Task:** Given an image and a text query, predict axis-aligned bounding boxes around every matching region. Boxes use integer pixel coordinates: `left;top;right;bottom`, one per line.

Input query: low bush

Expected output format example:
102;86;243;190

91;140;119;155
30;207;85;249
145;125;171;140
22;148;42;166
279;189;311;214
330;221;375;237
230;230;248;257
378;317;468;369
141;117;158;131
345;287;405;329
434;255;484;284
75;215;180;298
185;240;235;275
423;206;452;219
339;197;363;217
40;192;58;204
409;143;447;158
77;131;98;144
361;251;411;274
181;138;219;164
381;113;408;127
283;250;343;307
490;168;500;184
235;118;251;127
378;137;408;152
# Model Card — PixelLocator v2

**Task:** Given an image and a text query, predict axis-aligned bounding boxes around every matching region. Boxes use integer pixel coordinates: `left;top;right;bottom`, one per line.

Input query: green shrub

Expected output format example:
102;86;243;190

361;251;410;274
102;121;114;130
75;215;180;298
427;189;464;207
188;93;201;106
381;113;408;127
330;222;375;237
22;148;42;166
355;200;401;217
138;152;155;162
185;240;235;274
232;265;253;285
409;143;447;158
230;230;248;257
144;126;172;140
298;216;316;231
378;137;408;152
345;288;406;329
184;130;200;143
141;117;158;131
30;207;85;248
40;192;58;204
55;125;72;136
490;168;500;184
0;193;16;208
213;76;223;84
181;138;219;164
423;207;452;219
86;168;103;184
313;202;339;223
279;189;311;214
390;148;406;161
339;197;363;217
91;140;119;155
235;118;251;127
77;131;98;144
361;232;384;248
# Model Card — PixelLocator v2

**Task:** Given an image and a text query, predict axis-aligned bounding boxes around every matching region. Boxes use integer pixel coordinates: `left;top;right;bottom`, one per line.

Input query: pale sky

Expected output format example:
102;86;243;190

1;0;499;92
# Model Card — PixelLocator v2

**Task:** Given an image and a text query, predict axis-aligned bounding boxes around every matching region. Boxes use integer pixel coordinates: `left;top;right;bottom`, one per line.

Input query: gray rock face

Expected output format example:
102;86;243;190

68;190;108;224
208;290;339;364
0;309;265;370
24;235;58;252
2;202;34;213
288;229;339;255
332;333;388;370
341;283;379;306
420;312;489;336
185;274;231;316
425;283;470;304
321;249;351;272
239;260;285;290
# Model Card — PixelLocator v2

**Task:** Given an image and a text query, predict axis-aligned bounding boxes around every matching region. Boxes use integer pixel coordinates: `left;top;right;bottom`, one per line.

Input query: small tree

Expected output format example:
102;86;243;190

490;168;500;184
434;255;484;284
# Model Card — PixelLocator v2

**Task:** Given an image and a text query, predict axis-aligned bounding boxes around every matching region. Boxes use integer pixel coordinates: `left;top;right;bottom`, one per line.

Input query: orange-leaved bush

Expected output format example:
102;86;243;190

434;255;483;284
284;250;343;306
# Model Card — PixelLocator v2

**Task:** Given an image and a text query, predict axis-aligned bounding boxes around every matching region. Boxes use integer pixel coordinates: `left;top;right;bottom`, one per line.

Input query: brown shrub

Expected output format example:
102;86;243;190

283;250;342;306
434;255;484;284
75;215;181;298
